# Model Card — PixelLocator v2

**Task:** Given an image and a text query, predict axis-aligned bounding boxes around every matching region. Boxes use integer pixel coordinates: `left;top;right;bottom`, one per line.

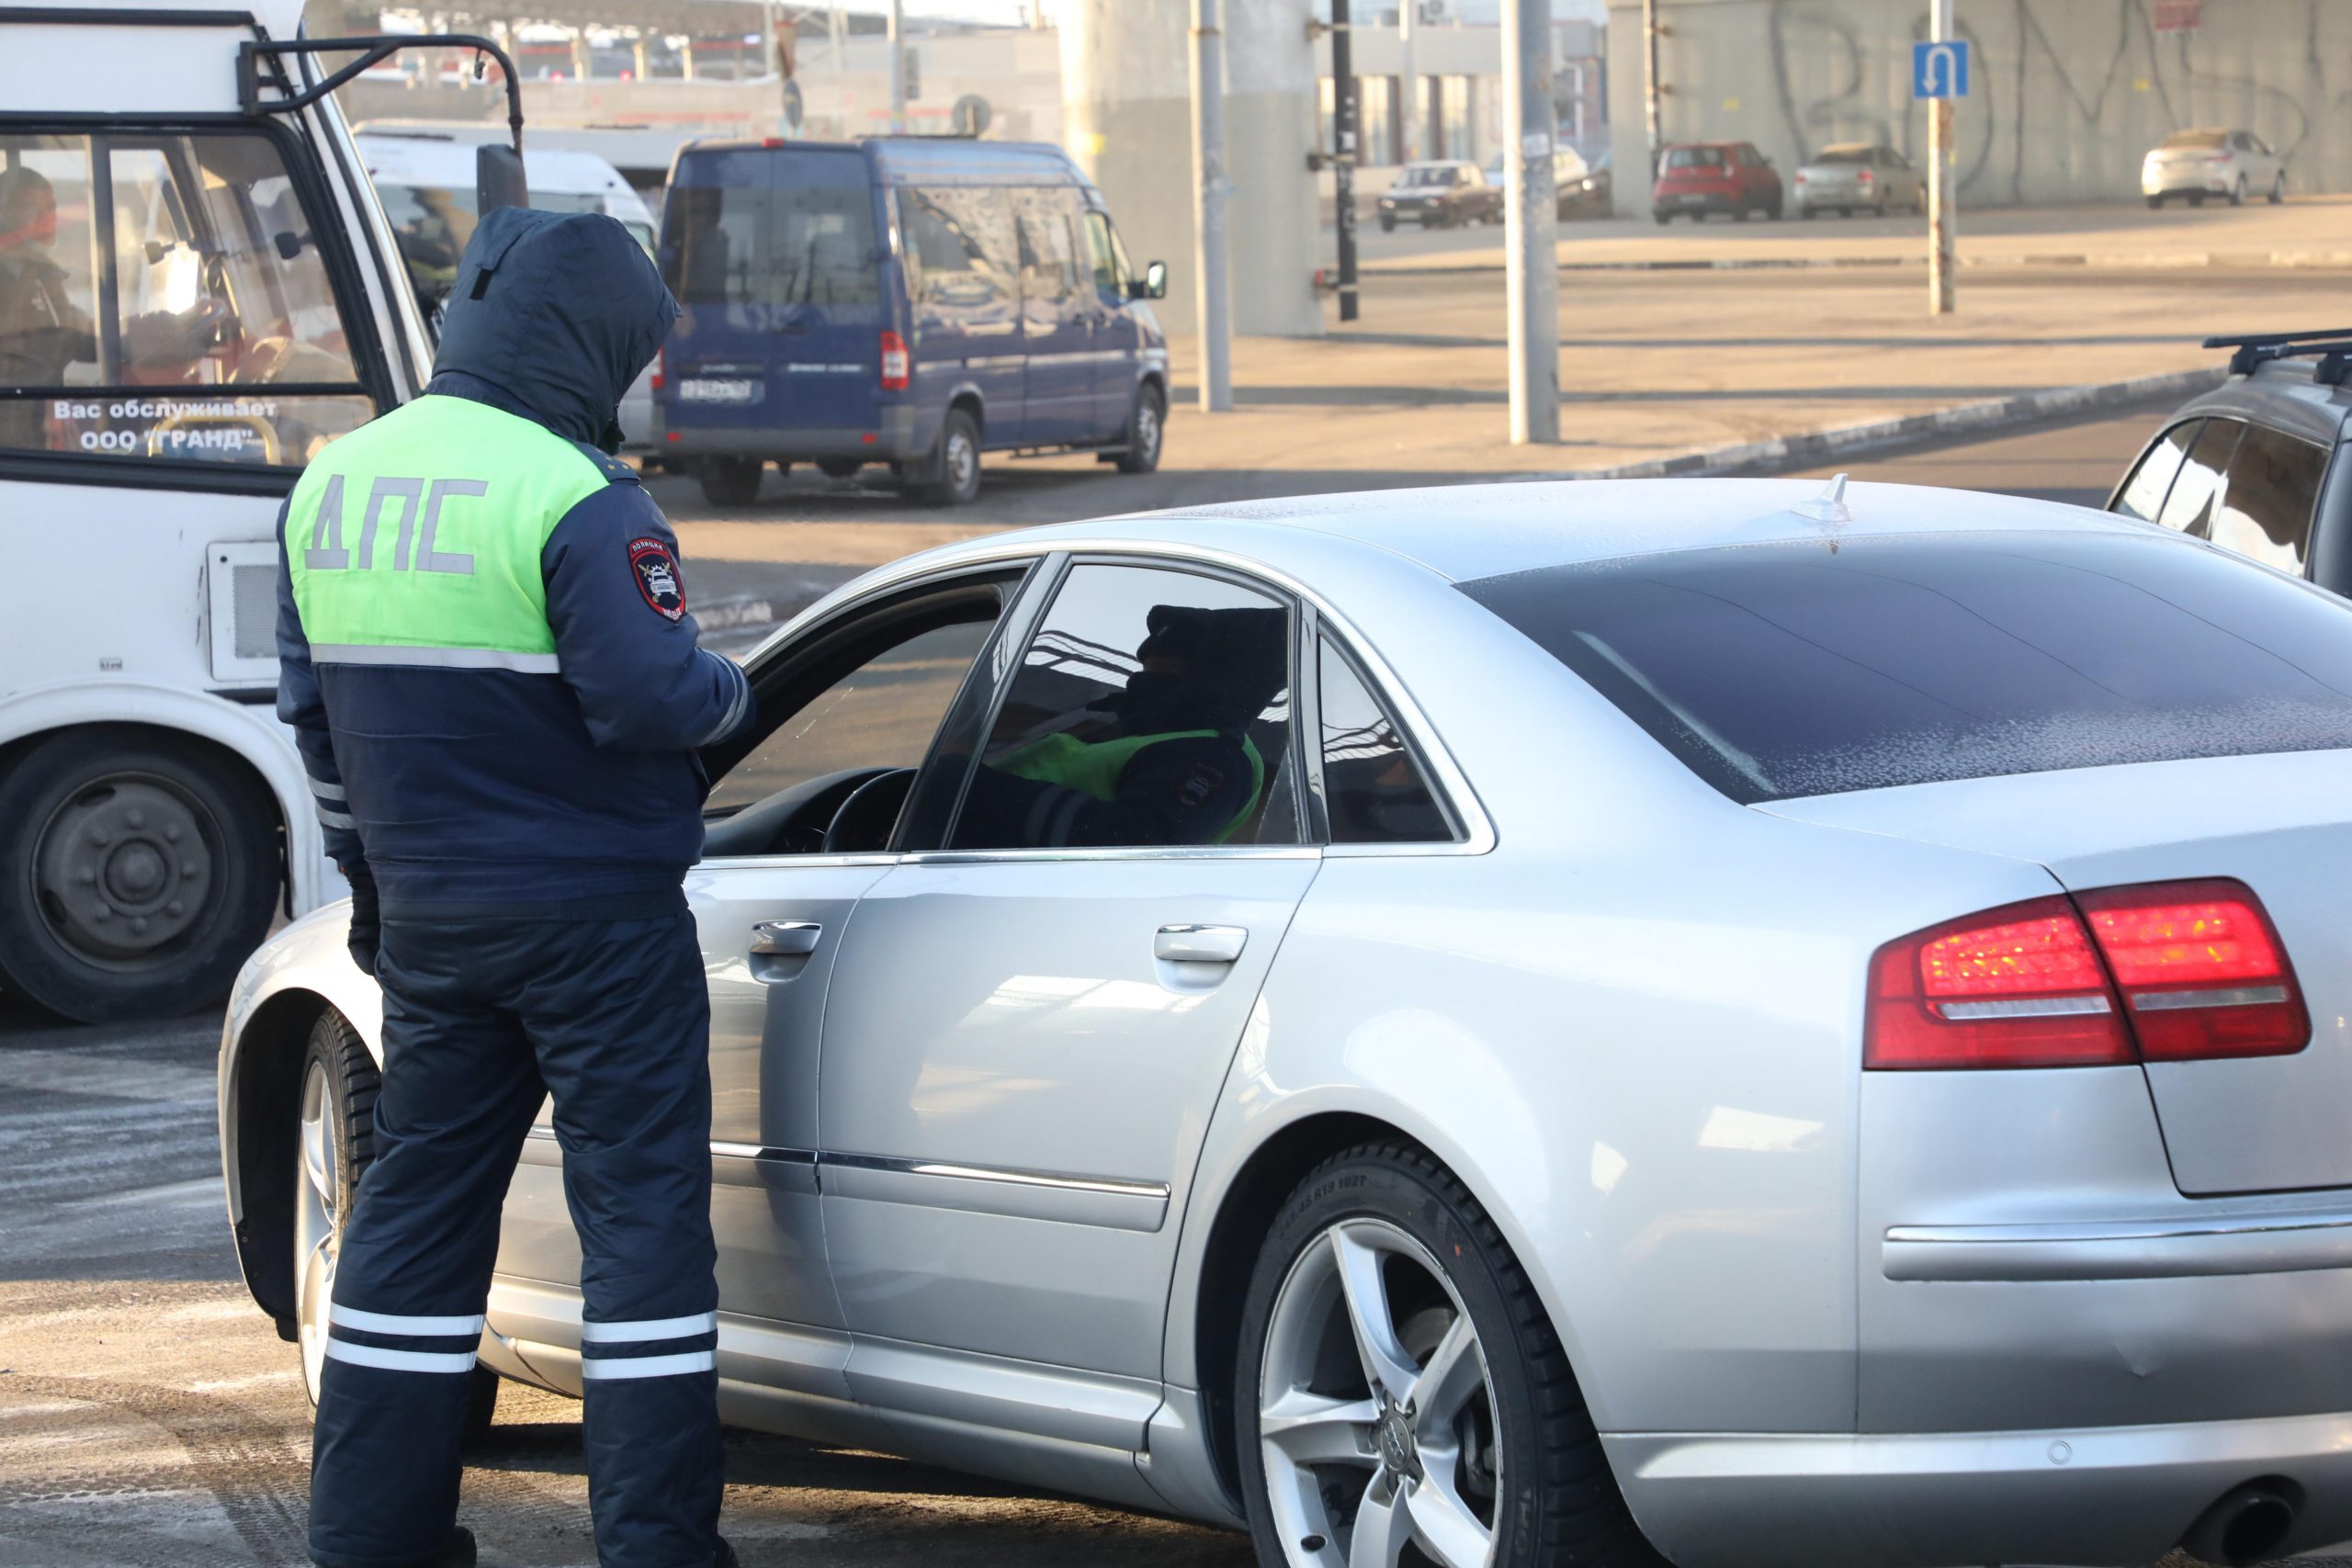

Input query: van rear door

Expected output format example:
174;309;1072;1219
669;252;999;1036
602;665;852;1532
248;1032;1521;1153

663;146;880;444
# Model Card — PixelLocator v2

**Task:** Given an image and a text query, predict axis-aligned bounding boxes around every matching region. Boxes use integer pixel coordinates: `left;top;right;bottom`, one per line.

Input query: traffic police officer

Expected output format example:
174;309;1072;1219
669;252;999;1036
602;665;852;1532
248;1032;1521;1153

276;207;752;1568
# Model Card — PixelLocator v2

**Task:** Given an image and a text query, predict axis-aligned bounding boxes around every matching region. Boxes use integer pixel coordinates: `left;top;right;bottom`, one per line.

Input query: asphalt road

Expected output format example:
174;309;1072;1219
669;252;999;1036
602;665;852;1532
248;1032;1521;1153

0;399;2284;1568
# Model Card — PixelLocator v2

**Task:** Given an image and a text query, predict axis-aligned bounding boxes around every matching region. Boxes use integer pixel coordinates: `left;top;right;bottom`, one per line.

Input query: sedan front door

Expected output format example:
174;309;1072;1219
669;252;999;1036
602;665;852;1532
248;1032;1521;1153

818;559;1318;1401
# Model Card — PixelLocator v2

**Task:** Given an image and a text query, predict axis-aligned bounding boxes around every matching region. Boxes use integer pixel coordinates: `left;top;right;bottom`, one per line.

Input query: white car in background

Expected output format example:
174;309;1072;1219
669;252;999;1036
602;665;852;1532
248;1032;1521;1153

222;480;2352;1568
354;132;662;451
2143;128;2286;208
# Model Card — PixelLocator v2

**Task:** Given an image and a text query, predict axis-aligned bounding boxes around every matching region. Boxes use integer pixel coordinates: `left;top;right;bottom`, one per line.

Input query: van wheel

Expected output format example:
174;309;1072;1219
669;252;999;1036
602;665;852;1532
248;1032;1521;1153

914;409;982;507
295;1010;501;1444
1236;1143;1659;1568
695;457;763;508
0;730;276;1022
1116;383;1165;475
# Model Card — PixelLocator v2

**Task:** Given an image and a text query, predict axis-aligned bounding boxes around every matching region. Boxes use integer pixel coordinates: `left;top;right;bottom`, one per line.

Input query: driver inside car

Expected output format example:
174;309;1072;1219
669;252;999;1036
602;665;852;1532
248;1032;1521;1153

954;604;1285;849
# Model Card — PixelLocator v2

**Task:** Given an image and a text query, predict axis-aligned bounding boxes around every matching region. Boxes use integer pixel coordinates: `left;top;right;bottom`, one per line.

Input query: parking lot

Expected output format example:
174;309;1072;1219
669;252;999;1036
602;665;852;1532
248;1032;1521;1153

10;400;2296;1568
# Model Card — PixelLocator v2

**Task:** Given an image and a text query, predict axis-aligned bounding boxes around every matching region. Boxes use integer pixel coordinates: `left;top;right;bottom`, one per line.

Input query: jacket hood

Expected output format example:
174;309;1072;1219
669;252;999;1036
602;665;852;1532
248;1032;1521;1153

430;208;676;448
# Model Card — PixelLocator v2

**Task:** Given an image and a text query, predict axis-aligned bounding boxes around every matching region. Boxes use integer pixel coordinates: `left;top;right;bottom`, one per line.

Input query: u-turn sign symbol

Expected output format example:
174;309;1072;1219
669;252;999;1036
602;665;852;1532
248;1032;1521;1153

1913;39;1970;98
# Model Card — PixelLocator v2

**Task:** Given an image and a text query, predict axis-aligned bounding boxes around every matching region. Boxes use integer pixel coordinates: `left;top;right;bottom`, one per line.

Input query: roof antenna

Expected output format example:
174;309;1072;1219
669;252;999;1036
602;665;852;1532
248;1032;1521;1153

1792;472;1852;527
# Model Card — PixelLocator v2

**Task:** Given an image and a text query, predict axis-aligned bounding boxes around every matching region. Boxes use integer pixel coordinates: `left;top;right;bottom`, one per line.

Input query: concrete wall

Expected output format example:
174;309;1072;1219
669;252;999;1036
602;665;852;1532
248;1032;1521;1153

1605;0;2352;209
1060;0;1323;337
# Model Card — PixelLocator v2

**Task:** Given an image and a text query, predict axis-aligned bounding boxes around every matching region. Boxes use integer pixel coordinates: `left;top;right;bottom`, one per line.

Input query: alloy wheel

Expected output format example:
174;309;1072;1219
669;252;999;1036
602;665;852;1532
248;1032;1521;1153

1259;1218;1500;1568
1136;399;1160;465
295;1057;342;1402
948;431;977;493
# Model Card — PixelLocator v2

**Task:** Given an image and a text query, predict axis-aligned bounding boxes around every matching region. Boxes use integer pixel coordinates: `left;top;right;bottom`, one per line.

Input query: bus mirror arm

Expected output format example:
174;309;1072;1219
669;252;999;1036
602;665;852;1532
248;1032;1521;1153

238;34;526;159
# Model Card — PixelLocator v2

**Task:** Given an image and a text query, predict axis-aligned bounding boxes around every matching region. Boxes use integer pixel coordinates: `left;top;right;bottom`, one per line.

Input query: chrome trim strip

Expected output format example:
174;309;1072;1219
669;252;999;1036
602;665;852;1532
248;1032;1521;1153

1938;995;2112;1020
824;1151;1170;1200
2131;984;2289;1011
1883;1210;2352;1281
711;1141;817;1165
898;844;1320;866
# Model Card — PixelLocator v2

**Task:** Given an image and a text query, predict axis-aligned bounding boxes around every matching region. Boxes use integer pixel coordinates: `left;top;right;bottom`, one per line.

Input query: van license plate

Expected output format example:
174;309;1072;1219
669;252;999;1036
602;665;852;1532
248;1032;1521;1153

680;378;759;405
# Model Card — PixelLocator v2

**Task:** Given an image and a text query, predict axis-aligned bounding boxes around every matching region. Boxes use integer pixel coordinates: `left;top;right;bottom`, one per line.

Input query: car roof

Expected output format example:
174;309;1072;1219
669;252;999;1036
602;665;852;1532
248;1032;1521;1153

903;479;2169;586
2177;360;2352;447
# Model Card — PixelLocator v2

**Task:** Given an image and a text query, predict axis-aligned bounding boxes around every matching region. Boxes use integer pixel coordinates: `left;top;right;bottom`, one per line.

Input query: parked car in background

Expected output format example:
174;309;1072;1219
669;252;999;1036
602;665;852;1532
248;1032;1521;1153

1793;143;1925;218
1564;148;1613;217
2143;129;2286;208
657;137;1169;509
2109;328;2351;591
1377;160;1502;230
1651;141;1782;222
356;133;662;455
228;479;2352;1568
1479;147;1597;220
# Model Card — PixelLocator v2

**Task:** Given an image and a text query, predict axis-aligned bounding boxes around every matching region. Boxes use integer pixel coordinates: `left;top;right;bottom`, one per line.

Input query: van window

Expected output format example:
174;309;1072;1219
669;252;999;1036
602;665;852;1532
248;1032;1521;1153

2211;423;2327;575
668;151;876;310
899;186;1016;310
1083;209;1132;296
1011;186;1086;306
0;131;374;468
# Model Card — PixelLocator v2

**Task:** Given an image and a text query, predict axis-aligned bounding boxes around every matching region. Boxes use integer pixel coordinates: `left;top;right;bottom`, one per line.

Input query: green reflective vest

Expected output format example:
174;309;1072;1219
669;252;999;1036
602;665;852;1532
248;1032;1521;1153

283;394;611;671
993;729;1267;843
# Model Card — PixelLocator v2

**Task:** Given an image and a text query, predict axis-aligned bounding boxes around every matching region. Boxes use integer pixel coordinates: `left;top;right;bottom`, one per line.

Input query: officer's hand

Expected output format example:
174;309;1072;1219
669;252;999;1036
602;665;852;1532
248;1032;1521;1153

343;862;381;978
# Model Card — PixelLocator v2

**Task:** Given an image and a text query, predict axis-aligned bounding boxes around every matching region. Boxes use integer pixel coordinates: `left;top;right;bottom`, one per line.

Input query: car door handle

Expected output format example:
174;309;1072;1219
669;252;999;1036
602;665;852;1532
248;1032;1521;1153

751;920;822;956
1155;924;1247;964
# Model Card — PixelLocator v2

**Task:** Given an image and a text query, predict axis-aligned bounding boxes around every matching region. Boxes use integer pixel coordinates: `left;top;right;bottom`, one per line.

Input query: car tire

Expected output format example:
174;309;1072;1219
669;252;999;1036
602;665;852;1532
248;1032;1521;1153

1733;206;1750;221
815;457;864;479
913;407;981;507
2269;172;2286;205
1115;381;1165;475
2230;174;2247;207
0;729;277;1023
1651;211;1669;225
1871;202;1888;217
1235;1142;1661;1568
695;457;763;508
1380;216;1396;232
293;1010;502;1444
1798;206;1815;220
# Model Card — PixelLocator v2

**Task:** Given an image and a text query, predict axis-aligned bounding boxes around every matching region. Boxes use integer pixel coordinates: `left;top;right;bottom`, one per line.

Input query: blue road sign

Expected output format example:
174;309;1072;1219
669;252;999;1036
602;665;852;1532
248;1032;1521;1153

1913;39;1970;98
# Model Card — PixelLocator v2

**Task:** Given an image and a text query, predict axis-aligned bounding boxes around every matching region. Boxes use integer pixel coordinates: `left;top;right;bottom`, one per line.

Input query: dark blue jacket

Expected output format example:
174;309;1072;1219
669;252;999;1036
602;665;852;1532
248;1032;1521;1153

276;208;749;916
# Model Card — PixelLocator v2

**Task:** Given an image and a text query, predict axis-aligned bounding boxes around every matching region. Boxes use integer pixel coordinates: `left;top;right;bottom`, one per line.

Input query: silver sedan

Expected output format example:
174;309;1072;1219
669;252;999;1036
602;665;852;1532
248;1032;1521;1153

2143;128;2287;208
221;479;2352;1568
1792;142;1925;218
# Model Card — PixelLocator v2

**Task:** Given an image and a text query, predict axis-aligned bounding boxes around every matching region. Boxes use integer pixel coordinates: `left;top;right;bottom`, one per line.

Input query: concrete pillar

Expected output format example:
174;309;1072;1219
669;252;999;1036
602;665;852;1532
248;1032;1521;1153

1059;0;1319;337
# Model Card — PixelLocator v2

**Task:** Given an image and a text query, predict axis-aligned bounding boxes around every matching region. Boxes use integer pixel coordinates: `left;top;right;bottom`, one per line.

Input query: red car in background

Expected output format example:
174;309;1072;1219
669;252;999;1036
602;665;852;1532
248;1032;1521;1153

1651;141;1784;222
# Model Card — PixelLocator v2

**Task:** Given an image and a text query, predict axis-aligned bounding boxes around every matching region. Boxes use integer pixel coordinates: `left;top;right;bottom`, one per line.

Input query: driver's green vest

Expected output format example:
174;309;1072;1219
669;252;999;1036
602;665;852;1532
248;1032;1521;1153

995;729;1266;842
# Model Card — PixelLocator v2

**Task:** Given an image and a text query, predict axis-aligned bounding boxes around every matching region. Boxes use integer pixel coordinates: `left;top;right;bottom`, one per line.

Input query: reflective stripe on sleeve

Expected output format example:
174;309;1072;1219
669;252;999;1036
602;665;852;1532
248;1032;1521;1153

579;1311;718;1344
695;660;750;747
329;1304;486;1337
322;1340;479;1374
317;807;356;830
310;643;561;674
578;1349;716;1381
308;777;346;803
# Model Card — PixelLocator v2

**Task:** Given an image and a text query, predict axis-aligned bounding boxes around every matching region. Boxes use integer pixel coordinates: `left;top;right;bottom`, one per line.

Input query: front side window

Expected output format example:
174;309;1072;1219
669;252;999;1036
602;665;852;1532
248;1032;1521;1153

1084;209;1132;298
1463;532;2352;804
1317;637;1453;843
2111;420;2199;523
2211;422;2327;574
949;563;1296;850
0;130;373;468
2156;417;2244;538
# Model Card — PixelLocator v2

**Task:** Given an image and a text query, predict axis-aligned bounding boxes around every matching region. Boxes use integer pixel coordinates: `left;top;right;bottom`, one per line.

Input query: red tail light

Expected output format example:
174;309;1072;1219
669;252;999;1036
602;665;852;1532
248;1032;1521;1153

879;330;910;390
1866;881;2308;1070
1856;169;1875;185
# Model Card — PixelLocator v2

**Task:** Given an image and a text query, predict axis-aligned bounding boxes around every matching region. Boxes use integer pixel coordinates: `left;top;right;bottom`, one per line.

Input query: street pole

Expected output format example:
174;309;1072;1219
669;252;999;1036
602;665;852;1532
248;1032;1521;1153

1928;0;1955;314
1643;0;1661;179
830;0;844;73
1331;0;1359;323
888;0;905;133
1503;0;1558;443
1398;0;1419;162
1190;0;1232;412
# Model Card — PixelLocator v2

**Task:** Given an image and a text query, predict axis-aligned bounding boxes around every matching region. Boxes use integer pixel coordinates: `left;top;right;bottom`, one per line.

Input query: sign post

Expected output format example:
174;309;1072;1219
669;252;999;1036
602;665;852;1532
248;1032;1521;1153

1913;10;1967;316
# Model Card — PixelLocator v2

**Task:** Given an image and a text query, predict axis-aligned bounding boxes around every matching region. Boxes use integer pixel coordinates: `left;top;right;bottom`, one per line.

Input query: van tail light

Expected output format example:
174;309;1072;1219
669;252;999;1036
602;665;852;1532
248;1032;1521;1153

2076;881;2309;1061
879;330;910;390
1865;881;2308;1070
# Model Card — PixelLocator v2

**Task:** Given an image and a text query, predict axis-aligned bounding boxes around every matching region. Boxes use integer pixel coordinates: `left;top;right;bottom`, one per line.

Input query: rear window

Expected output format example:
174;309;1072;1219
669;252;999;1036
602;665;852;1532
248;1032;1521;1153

2162;130;2228;150
1815;147;1871;164
1461;532;2352;803
665;150;876;309
1665;148;1725;169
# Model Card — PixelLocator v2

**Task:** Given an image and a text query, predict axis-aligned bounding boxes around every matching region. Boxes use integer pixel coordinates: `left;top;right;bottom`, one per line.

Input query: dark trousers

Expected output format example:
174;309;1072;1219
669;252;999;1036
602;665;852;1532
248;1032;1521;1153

308;909;723;1568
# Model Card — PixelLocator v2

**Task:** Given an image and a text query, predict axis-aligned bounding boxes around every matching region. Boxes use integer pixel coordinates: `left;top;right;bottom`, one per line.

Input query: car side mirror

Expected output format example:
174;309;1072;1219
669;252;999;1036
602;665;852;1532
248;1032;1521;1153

476;143;530;217
1131;260;1168;300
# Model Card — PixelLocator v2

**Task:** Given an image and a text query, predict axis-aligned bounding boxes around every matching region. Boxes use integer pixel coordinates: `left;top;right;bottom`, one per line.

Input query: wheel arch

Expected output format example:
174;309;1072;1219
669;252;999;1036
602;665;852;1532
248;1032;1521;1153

946;386;987;437
222;986;335;1334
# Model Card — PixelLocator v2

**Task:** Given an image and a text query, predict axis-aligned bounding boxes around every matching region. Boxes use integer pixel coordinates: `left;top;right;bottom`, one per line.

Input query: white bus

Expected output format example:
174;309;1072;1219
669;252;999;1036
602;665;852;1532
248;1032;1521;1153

0;3;501;1021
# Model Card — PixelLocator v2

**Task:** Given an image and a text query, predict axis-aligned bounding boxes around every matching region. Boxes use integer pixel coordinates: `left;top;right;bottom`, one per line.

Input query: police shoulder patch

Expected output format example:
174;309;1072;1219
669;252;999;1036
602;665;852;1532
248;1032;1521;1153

628;536;687;622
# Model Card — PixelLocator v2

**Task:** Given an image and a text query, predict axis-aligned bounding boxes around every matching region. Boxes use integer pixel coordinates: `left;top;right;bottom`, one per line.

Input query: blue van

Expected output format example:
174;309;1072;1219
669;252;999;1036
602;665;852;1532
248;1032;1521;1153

655;137;1170;507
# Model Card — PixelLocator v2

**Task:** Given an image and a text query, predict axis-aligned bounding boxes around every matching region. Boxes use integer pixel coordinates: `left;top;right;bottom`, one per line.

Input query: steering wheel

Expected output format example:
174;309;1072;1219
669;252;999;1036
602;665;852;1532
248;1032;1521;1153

822;768;917;855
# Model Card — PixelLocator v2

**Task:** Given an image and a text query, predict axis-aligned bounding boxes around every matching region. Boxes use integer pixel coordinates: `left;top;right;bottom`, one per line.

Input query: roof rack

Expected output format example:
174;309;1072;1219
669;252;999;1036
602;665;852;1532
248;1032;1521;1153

2203;328;2352;381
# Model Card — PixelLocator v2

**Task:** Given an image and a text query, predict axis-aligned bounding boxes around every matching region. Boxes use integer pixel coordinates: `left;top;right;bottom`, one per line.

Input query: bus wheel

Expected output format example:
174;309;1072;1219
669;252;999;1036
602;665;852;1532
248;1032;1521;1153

1116;383;1166;475
0;730;277;1022
914;409;982;507
695;457;764;508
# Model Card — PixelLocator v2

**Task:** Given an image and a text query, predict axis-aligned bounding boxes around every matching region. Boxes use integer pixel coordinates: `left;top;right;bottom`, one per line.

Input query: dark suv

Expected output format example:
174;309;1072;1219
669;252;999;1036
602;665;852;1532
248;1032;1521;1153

2108;330;2352;593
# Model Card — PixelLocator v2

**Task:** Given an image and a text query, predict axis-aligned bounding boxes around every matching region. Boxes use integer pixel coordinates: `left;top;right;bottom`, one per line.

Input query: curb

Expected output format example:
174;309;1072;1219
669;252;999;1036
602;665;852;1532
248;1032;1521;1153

1366;250;2352;278
1536;365;2228;483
